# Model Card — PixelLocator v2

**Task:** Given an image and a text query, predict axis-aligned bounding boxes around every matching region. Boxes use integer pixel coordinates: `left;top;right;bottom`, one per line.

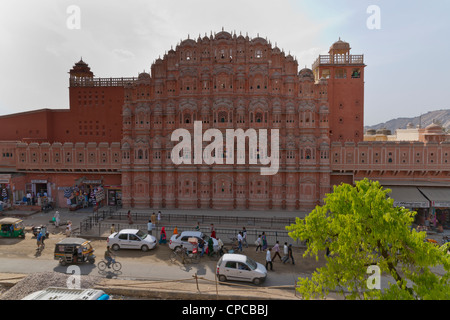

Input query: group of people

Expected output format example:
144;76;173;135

51;211;72;237
146;211;167;245
25;191;48;206
254;233;295;271
416;214;445;233
146;211;162;234
207;224;297;271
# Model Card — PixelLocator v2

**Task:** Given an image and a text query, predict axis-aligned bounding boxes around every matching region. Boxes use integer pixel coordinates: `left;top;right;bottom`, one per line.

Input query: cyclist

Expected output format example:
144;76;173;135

36;231;43;250
104;246;114;268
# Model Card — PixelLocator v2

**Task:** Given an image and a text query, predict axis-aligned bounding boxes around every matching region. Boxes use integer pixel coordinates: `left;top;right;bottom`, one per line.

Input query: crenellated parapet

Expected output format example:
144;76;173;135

330;140;450;173
1;141;122;172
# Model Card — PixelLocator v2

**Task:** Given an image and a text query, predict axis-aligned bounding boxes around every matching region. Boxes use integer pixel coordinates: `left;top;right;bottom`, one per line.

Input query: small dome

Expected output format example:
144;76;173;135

299;68;314;79
215;30;232;40
138;72;150;81
252;36;268;45
425;122;444;133
329;38;351;53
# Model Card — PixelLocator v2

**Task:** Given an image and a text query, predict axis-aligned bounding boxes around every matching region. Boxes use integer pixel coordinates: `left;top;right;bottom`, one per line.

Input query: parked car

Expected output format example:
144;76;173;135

169;231;218;252
216;254;267;285
107;229;157;252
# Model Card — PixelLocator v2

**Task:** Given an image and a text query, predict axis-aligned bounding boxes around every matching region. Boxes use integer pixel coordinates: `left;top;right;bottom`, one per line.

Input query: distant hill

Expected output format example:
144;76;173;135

365;109;450;134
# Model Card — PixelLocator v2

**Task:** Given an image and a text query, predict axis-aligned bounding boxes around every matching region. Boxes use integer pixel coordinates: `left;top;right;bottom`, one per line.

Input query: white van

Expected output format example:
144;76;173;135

216;254;267;285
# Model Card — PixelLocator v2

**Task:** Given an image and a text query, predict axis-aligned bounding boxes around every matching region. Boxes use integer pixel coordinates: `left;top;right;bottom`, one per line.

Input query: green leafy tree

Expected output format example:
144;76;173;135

287;179;450;300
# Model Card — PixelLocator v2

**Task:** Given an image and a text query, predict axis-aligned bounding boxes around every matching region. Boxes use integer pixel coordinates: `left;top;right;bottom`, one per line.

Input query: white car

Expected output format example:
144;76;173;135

216;254;267;285
169;231;219;252
107;229;157;252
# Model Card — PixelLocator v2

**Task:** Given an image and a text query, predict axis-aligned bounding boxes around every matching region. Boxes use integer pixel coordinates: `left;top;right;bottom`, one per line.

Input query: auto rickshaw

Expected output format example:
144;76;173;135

0;218;25;238
54;238;95;266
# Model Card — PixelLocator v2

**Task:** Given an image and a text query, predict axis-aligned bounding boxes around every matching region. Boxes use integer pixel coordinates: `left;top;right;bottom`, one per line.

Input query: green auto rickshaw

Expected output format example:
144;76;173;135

0;218;26;238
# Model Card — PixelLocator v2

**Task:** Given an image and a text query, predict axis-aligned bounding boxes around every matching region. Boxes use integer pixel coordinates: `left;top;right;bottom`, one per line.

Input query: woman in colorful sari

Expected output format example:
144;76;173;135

261;232;268;251
159;227;167;244
207;237;214;256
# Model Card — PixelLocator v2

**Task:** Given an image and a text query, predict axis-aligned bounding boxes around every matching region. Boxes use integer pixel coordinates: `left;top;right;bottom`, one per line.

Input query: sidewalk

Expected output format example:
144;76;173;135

116;208;308;220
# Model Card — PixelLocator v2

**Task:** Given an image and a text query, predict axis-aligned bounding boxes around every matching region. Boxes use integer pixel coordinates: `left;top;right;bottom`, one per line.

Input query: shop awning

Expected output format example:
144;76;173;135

386;186;430;208
417;187;450;208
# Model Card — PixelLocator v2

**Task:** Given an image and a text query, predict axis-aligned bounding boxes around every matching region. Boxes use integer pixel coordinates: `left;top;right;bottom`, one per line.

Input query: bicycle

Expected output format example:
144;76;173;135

36;241;45;254
98;258;122;272
170;247;184;264
227;236;240;253
170;246;200;264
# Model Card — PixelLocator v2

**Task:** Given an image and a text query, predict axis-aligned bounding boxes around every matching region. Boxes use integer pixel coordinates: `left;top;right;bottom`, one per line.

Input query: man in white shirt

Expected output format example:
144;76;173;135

147;219;153;235
265;248;273;271
282;242;289;263
26;192;32;205
237;232;243;252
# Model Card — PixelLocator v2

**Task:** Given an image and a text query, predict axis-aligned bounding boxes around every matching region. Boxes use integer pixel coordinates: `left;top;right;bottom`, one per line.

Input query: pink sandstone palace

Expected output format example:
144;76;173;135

0;30;449;225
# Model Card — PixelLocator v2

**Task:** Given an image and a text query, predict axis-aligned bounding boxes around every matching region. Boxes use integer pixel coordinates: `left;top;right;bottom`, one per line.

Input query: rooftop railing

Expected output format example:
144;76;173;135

312;54;364;69
69;77;137;87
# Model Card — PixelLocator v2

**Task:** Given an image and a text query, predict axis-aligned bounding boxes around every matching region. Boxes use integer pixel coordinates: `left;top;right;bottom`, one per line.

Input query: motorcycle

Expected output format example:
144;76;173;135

32;225;49;239
443;235;450;245
41;202;53;213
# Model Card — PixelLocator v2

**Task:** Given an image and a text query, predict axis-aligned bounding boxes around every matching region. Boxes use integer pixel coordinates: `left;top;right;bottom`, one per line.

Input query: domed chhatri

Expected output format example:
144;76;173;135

69;58;94;78
329;37;351;53
137;71;151;81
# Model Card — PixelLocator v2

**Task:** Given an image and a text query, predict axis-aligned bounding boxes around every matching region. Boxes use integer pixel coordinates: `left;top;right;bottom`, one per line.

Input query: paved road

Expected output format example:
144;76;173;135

1;207;447;299
0;255;303;289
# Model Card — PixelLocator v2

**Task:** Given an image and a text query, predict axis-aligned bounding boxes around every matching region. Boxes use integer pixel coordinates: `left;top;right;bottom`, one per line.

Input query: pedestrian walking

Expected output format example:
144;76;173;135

173;226;178;236
195;222;200;231
283;244;295;265
147;219;153;235
255;235;262;253
159;227;167;244
210;223;216;239
265;248;273;271
151;212;157;226
282;242;289;263
157;211;161;225
217;237;224;256
110;224;116;234
41;225;47;244
261;232;268;251
242;227;248;248
272;241;282;262
237;232;243;252
36;231;43;249
65;221;72;237
127;210;133;224
198;239;206;257
207;237;214;257
54;211;60;228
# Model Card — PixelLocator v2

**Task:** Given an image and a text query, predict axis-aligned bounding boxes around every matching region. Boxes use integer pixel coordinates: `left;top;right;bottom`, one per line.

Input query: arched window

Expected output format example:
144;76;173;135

218;111;228;123
305;149;312;160
184;113;191;124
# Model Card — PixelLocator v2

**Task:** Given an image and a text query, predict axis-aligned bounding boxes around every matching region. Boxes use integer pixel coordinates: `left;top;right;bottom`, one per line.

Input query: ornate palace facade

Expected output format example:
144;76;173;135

1;30;450;218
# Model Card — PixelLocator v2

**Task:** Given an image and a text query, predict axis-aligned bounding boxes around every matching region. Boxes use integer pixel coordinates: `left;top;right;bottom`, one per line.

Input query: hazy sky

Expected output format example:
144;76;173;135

0;0;448;126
